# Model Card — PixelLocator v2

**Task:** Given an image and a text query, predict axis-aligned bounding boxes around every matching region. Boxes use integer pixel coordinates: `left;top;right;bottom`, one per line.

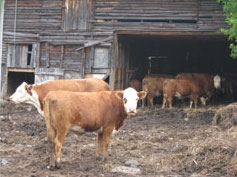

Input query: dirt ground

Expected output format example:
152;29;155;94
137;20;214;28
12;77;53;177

1;101;237;177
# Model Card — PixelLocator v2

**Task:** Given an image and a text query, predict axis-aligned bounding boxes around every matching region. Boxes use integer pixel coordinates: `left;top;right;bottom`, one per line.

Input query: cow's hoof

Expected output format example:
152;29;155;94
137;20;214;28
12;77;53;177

47;165;55;171
102;157;107;162
55;163;61;169
96;156;102;161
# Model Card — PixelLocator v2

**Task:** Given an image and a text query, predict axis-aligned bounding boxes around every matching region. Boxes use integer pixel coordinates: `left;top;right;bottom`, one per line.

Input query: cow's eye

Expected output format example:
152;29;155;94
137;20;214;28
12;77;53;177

123;98;127;104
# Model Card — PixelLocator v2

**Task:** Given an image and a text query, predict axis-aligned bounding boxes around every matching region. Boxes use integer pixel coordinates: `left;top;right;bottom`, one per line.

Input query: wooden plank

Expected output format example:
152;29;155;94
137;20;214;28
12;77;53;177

76;36;113;51
60;45;64;68
45;43;49;68
8;68;35;73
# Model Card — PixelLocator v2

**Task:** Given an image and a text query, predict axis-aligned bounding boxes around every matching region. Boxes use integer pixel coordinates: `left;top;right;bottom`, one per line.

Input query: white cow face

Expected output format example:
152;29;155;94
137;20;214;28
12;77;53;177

9;82;33;104
214;75;221;89
118;87;147;115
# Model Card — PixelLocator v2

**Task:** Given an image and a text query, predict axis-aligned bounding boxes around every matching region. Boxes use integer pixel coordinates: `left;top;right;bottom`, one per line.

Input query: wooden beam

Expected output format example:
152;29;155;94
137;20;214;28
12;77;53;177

76;36;113;51
8;68;35;73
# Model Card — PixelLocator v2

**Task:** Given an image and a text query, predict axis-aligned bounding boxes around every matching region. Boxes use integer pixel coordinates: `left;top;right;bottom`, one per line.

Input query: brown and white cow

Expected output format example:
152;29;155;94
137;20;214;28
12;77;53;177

43;88;147;170
9;78;110;116
162;79;200;109
142;74;174;108
175;73;221;105
129;79;142;92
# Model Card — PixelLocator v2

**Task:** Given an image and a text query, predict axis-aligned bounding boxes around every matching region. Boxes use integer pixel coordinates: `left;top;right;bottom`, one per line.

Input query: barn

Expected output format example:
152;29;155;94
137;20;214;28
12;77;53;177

0;0;234;99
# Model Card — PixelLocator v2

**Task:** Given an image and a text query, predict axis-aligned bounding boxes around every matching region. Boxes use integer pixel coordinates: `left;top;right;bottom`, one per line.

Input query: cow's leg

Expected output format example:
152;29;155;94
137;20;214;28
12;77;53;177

46;126;56;170
54;127;69;169
44;113;57;170
168;96;173;109
102;128;113;161
142;97;146;108
189;100;193;108
193;94;198;109
162;96;167;108
96;132;103;159
148;94;154;108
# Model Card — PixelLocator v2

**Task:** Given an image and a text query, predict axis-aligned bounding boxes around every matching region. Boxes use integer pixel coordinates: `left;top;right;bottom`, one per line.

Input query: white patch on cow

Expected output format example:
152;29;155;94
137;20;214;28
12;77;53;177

95;127;103;134
155;91;160;96
189;100;193;108
112;129;119;136
9;82;43;116
70;125;86;135
175;92;182;99
200;97;208;106
214;75;221;89
123;87;140;115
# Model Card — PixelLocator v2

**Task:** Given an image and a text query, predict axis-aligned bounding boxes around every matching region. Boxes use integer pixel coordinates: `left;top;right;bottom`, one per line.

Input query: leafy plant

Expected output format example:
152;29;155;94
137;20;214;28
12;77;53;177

218;0;237;58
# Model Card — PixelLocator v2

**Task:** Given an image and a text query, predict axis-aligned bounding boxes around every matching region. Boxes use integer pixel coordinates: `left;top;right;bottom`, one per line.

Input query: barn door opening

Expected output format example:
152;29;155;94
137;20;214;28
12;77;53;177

113;31;232;91
7;70;34;97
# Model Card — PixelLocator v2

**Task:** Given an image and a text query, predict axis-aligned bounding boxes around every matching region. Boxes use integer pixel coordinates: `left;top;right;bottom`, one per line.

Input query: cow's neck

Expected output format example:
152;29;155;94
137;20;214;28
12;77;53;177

25;88;44;116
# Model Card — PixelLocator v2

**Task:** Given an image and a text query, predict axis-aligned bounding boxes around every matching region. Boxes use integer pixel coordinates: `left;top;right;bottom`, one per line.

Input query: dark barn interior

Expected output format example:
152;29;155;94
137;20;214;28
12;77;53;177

7;72;35;97
115;32;237;103
118;33;234;83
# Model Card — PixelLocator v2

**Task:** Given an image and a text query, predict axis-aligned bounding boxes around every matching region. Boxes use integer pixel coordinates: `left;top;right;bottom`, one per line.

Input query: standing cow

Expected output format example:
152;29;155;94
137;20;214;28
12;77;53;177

162;79;200;109
9;78;110;116
43;88;147;170
142;74;174;108
176;73;221;105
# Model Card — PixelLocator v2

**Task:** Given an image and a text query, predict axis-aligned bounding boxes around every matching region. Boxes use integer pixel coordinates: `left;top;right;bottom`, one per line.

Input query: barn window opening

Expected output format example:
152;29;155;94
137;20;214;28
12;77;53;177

27;44;33;66
7;44;36;68
7;71;34;97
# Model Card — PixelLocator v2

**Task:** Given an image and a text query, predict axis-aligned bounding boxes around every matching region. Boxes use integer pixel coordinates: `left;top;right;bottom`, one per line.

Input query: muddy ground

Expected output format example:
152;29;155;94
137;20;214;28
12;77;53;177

1;101;237;177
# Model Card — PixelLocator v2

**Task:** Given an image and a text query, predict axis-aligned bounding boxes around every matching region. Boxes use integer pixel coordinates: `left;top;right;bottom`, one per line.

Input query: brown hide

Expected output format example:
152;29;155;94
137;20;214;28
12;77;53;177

162;79;200;109
28;78;110;110
129;79;142;92
176;73;214;99
142;74;174;107
43;90;126;169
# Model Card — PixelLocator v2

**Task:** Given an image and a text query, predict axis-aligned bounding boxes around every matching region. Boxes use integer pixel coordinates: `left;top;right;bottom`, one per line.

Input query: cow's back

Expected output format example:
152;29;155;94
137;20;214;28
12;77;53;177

34;78;110;108
176;73;213;97
129;79;142;92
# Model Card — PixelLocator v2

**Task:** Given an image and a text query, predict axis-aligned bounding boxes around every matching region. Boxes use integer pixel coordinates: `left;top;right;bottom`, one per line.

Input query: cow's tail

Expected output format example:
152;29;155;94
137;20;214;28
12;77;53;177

43;98;56;143
162;82;168;108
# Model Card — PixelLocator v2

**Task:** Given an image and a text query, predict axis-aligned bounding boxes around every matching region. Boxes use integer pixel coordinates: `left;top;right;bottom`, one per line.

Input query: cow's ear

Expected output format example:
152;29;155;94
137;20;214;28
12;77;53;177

138;91;147;100
116;91;124;100
25;84;33;96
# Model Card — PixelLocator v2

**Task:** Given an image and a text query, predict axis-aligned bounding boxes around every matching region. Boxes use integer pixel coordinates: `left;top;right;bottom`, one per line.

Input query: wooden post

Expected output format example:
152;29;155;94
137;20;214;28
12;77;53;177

81;49;85;78
45;43;49;68
60;45;64;68
110;33;118;90
36;43;40;68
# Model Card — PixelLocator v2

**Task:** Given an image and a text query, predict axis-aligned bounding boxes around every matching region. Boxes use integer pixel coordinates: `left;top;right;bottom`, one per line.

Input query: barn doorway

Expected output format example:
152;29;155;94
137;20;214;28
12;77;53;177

7;70;34;97
114;31;233;90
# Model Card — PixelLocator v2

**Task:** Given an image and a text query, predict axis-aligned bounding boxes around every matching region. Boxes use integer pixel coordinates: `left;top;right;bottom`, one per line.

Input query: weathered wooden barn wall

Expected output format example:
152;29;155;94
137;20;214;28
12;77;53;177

0;0;228;98
93;0;226;31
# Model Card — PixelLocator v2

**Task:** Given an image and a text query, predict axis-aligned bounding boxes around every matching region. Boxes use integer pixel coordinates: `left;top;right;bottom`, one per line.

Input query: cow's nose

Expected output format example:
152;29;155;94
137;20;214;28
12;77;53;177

129;108;136;114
